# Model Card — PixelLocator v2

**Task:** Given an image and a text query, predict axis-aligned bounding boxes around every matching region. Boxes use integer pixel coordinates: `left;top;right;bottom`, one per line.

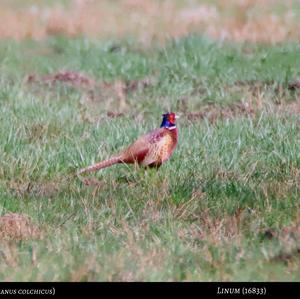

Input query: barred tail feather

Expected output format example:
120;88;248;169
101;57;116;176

78;156;121;174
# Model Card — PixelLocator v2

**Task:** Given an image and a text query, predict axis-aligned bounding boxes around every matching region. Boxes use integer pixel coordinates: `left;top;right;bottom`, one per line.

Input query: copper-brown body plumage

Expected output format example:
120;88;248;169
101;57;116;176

78;113;178;174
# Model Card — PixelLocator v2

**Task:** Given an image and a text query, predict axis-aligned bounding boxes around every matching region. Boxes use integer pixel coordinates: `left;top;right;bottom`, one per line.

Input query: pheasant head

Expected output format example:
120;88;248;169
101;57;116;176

160;112;178;130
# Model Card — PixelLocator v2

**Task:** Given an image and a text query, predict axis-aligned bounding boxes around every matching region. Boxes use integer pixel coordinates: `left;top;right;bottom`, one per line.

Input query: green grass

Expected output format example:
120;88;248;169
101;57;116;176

1;36;300;281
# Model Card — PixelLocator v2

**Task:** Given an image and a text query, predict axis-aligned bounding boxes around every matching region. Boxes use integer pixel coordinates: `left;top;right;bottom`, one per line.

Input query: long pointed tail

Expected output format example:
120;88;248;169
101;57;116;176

78;156;121;175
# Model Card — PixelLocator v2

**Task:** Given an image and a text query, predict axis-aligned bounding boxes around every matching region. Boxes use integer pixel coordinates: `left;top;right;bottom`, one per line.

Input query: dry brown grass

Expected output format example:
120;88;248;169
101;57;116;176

26;68;300;123
262;220;300;266
185;78;300;122
186;100;256;123
178;208;245;247
0;212;41;240
0;0;299;44
26;70;154;120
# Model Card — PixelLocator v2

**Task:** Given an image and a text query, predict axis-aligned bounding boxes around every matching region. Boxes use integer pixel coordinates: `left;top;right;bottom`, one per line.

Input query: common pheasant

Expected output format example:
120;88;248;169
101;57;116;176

78;112;178;174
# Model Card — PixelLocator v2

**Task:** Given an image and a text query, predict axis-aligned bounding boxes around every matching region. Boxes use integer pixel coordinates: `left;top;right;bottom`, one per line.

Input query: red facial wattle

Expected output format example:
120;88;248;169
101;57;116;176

168;113;176;125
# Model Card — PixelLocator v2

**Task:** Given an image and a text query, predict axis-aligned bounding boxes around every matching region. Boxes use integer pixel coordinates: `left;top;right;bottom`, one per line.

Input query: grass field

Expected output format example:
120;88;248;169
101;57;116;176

1;31;300;280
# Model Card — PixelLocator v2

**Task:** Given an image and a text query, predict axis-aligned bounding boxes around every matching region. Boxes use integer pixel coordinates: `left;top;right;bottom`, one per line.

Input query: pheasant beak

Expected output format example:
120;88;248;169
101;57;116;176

175;115;179;119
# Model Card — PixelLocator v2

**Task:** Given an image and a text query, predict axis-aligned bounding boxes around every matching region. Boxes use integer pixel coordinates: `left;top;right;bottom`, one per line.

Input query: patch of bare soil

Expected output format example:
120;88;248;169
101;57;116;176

26;71;96;89
261;224;300;265
185;78;300;123
81;177;104;187
288;78;300;91
8;180;59;199
186;99;300;123
271;248;300;265
0;213;41;240
186;101;255;123
27;71;154;93
26;70;154;119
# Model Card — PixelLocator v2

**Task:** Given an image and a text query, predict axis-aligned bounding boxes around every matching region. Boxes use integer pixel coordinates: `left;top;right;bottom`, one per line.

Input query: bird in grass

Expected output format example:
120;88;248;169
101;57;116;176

78;112;178;174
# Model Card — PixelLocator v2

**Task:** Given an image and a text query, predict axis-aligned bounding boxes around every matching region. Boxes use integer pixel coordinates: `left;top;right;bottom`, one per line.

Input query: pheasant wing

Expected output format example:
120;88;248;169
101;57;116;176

120;128;164;164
